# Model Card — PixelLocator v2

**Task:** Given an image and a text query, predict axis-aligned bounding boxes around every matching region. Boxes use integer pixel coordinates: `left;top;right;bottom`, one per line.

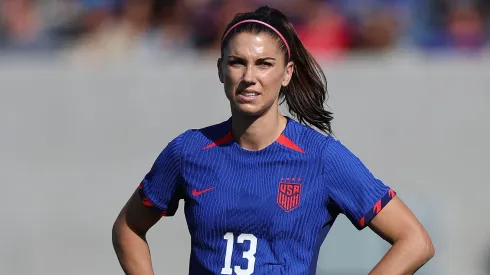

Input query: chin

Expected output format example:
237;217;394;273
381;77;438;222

232;102;271;117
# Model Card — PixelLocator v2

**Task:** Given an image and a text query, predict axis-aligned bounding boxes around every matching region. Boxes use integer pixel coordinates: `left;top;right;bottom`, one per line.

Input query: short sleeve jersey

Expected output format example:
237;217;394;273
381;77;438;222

139;117;396;275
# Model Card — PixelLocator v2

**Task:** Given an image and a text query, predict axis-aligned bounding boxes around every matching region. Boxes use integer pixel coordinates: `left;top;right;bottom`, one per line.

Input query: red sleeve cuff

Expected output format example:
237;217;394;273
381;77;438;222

357;189;396;230
138;183;173;216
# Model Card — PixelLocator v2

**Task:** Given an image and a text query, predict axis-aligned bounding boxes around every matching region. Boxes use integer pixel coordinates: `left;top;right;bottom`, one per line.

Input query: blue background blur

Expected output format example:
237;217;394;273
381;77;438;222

1;0;489;58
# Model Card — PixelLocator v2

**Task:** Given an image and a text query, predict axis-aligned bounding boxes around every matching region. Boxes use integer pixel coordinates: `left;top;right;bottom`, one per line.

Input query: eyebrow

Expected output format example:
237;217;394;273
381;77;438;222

227;55;276;61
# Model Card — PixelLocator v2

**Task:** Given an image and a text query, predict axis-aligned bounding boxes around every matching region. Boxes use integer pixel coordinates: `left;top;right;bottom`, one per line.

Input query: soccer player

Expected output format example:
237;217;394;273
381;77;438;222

112;6;435;275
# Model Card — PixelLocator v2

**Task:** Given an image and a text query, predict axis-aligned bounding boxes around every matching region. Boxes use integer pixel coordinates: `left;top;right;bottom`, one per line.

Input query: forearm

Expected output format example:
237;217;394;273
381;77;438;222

369;237;435;275
112;223;155;275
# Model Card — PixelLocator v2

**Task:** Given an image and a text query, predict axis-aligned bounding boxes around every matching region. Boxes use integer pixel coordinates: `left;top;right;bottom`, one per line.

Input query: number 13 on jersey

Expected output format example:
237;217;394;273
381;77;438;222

221;232;257;275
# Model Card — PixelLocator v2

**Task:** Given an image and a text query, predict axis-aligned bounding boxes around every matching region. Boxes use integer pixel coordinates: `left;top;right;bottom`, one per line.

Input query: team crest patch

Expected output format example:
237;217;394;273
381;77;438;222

277;180;302;212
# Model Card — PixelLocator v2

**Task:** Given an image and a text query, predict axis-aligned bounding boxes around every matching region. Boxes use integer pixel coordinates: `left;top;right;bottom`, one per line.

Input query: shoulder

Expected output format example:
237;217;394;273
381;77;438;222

285;119;359;164
170;119;232;154
284;118;335;158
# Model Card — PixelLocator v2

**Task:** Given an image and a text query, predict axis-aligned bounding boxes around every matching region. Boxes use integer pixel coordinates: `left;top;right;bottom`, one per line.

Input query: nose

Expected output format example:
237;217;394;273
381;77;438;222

242;65;255;84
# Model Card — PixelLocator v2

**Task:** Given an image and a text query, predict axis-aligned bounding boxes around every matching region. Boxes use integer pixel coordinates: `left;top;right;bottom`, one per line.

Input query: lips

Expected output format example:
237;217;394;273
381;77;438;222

237;89;260;96
240;92;258;97
236;89;260;103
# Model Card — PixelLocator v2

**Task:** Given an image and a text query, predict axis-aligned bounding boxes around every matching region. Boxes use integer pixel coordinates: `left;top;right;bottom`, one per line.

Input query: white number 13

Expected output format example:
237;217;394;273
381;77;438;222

221;232;257;275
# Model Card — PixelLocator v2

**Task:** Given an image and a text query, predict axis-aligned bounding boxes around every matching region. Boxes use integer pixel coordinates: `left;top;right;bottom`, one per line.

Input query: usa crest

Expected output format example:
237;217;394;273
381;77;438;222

277;181;302;212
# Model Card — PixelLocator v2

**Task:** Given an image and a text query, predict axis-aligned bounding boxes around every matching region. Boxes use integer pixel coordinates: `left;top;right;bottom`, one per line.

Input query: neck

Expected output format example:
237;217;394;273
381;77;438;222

231;108;288;151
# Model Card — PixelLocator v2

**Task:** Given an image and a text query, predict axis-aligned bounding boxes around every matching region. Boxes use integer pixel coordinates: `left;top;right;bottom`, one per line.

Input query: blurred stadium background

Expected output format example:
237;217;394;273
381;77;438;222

1;0;489;274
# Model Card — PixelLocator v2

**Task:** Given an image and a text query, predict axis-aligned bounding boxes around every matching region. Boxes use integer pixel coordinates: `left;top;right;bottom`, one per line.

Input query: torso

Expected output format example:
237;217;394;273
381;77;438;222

180;118;336;275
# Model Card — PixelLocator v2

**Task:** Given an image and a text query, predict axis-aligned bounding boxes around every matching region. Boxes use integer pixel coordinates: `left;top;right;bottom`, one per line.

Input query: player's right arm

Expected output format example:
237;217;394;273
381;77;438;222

112;189;161;275
112;132;186;274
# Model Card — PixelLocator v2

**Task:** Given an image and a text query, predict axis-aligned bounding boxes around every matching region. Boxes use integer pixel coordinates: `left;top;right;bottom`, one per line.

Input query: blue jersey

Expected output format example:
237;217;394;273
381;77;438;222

138;117;395;275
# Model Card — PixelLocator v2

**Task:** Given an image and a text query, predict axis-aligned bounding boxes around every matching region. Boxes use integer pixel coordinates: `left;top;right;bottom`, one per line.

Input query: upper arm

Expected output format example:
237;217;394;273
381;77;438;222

138;133;186;217
114;188;162;236
368;196;432;245
324;138;396;230
114;132;186;234
323;137;433;250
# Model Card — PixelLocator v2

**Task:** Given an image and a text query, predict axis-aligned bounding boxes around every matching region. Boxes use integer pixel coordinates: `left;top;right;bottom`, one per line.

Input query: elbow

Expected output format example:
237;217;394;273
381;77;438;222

424;237;436;261
112;219;124;250
418;228;435;262
112;223;120;248
410;232;435;263
112;221;128;256
112;222;118;239
395;228;435;264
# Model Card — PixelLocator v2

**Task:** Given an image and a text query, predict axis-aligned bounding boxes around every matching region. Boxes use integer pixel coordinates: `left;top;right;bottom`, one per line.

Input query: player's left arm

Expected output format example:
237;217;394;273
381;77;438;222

367;196;435;275
323;137;434;275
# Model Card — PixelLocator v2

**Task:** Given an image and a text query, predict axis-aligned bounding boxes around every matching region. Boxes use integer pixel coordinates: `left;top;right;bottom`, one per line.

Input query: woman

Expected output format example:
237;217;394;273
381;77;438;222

112;6;434;275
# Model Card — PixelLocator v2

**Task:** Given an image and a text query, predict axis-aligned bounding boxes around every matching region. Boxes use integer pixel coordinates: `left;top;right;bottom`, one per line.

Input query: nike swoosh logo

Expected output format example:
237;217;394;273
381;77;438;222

192;187;216;196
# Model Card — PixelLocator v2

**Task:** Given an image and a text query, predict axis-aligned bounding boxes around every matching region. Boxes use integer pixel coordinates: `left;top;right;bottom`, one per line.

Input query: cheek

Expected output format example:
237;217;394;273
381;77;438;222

260;70;284;95
224;69;242;91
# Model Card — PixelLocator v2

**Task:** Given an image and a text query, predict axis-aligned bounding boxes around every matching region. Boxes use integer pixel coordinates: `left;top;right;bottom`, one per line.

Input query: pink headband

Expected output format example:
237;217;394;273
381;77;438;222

221;19;291;59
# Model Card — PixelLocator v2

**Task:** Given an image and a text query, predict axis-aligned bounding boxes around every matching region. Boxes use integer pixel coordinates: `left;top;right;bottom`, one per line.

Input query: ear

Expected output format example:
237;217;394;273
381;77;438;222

217;58;224;83
281;61;294;87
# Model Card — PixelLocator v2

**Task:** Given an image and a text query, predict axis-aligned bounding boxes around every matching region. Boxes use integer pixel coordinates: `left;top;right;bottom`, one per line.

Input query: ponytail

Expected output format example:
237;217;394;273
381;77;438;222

280;23;333;134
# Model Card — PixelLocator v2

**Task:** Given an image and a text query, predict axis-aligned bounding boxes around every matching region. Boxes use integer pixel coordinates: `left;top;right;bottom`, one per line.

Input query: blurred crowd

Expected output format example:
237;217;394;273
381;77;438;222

1;0;489;63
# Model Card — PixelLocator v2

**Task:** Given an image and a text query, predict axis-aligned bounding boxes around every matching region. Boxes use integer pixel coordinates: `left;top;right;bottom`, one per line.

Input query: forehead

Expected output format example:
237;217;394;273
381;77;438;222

225;32;283;58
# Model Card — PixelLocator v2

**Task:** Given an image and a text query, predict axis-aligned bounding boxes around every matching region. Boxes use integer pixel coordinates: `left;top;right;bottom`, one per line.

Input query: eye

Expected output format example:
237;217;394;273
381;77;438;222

258;62;273;68
228;60;244;67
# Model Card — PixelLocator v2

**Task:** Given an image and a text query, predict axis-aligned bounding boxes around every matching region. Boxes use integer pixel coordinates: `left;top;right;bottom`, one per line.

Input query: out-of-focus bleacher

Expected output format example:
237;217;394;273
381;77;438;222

0;0;488;62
